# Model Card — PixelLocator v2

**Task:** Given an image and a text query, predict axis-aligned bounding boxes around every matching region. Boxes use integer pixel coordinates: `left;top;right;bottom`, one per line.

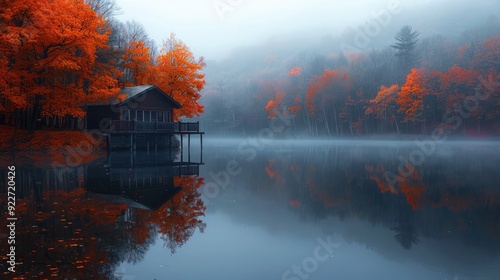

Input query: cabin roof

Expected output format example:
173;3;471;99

118;85;182;108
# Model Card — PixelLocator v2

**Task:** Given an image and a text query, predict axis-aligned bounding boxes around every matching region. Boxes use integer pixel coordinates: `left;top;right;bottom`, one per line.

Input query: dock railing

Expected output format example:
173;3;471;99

110;121;200;133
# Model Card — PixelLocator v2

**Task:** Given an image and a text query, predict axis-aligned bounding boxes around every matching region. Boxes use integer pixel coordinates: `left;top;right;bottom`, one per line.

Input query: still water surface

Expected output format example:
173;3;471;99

2;139;500;279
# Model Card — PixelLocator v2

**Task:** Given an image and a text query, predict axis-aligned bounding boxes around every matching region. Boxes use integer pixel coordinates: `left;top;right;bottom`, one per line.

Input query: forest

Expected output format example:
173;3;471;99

0;0;205;131
200;17;500;137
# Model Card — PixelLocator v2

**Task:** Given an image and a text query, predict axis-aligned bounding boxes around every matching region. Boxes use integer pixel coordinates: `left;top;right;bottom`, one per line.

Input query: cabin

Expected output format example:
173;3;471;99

86;85;182;131
86;85;203;153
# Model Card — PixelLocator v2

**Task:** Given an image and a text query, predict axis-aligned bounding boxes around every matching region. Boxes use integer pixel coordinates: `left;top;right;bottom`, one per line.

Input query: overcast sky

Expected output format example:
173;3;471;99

115;0;486;60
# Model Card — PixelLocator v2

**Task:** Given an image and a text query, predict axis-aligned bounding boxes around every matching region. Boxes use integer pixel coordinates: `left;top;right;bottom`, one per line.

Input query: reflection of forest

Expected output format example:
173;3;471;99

0;153;205;279
203;142;500;252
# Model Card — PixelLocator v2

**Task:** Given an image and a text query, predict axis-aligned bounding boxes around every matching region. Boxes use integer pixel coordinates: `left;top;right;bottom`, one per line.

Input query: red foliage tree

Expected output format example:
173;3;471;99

397;68;428;123
0;0;122;125
151;33;206;120
122;40;152;86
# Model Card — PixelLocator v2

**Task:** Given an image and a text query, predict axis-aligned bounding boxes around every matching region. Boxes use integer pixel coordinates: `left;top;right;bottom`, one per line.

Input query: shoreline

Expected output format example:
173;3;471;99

2;126;499;153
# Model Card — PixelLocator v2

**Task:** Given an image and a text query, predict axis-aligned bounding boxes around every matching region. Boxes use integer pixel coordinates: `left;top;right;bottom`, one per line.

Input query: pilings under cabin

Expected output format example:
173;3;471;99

107;120;204;162
85;85;204;161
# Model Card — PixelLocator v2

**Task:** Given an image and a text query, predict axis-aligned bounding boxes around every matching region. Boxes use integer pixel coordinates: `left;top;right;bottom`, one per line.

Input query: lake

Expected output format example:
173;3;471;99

2;139;500;280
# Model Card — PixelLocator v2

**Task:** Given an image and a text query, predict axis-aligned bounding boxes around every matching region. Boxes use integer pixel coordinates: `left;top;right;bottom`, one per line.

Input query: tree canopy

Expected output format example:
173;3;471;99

0;1;205;130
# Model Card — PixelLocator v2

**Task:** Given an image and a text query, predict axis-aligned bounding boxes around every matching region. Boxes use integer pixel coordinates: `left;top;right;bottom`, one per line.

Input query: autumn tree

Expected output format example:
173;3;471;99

440;66;480;106
366;84;401;133
397;69;428;130
0;0;123;130
265;91;286;119
288;66;302;77
152;34;206;120
305;69;352;135
122;40;152;86
472;35;500;72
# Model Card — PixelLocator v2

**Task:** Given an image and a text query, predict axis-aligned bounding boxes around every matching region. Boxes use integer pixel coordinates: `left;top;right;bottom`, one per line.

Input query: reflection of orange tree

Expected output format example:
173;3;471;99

264;158;348;208
133;176;206;254
305;169;348;208
0;127;107;164
1;188;128;279
366;164;427;210
426;187;500;243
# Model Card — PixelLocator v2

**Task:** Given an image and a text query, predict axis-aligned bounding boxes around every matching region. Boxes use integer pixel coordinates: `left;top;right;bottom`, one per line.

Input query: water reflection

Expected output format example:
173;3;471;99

2;140;500;279
0;151;205;279
199;140;500;278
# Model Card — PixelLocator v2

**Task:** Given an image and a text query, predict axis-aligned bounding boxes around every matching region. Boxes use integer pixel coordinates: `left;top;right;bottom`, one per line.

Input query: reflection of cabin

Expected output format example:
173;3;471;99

86;85;203;152
86;152;202;210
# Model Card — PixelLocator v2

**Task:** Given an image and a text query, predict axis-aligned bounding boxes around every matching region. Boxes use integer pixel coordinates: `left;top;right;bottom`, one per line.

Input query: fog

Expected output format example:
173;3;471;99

116;0;500;139
117;0;499;60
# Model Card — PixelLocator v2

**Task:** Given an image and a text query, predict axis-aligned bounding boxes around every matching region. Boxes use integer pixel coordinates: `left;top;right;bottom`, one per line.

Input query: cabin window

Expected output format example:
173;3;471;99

151;111;157;122
130;110;136;121
158;111;164;122
167;111;172;122
122;109;130;121
137;110;144;121
144;111;151;122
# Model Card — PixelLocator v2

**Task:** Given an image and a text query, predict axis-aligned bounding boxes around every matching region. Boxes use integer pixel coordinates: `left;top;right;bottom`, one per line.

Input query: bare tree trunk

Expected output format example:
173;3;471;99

333;106;339;135
322;106;331;137
305;112;313;136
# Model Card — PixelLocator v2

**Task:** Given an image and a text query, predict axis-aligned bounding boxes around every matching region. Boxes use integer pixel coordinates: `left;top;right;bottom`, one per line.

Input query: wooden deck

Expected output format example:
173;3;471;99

106;120;204;162
110;120;202;134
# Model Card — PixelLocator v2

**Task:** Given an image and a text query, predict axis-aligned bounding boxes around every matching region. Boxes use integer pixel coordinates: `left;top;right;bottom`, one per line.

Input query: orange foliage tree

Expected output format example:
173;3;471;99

288;66;302;77
472;35;500;72
305;69;352;135
0;0;122;128
397;68;428;124
122;40;152;86
152;33;206;120
366;84;401;133
265;91;286;119
440;66;480;109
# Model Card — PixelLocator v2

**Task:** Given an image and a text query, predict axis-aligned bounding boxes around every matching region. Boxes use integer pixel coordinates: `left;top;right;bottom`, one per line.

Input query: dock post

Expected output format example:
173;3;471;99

132;134;136;152
200;134;203;163
106;134;111;153
130;134;133;152
180;134;183;162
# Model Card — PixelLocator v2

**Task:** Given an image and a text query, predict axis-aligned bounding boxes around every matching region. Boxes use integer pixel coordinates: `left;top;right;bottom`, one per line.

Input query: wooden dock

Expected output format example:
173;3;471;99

105;120;203;162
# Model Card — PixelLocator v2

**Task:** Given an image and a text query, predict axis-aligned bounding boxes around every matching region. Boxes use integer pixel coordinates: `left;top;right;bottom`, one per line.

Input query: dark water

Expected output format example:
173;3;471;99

2;139;500;279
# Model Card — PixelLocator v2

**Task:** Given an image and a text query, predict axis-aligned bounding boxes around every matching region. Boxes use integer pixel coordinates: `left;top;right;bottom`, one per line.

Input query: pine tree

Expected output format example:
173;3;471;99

391;25;420;73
